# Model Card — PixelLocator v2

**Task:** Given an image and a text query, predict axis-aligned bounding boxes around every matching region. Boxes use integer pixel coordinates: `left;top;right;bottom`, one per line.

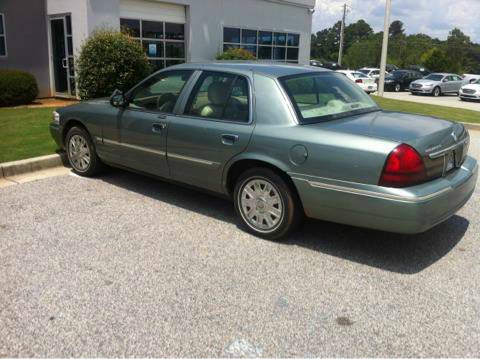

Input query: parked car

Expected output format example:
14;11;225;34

358;68;389;82
322;62;345;70
463;74;480;84
310;60;323;67
386;64;399;73
384;70;423;92
459;79;480;101
409;73;464;96
50;63;477;240
337;70;378;93
408;65;431;76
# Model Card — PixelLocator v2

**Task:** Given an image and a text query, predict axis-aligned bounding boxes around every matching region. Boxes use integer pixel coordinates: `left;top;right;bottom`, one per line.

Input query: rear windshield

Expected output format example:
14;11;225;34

352;72;368;79
424;74;444;81
358;69;370;75
280;72;380;124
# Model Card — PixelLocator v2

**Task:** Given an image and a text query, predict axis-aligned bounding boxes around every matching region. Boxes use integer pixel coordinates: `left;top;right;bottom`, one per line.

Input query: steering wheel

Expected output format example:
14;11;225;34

156;93;177;112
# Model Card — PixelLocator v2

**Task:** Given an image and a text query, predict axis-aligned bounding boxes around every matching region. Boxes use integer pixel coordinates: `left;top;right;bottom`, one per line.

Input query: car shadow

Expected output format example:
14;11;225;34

98;168;469;275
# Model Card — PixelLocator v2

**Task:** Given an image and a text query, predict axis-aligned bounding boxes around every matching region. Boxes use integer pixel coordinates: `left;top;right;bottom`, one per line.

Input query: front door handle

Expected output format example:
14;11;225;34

62;58;68;69
221;134;239;145
152;122;167;134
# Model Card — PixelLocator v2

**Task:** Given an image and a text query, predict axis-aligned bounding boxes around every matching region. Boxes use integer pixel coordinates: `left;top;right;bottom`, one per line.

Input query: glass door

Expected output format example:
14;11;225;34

50;15;75;97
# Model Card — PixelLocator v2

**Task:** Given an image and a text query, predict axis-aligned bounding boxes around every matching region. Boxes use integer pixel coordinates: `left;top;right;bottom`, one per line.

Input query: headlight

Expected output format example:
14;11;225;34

52;111;60;125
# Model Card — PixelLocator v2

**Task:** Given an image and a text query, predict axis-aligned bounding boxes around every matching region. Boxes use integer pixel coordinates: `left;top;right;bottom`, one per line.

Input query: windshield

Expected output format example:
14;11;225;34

475;79;480;85
424;74;444;81
280;72;380;124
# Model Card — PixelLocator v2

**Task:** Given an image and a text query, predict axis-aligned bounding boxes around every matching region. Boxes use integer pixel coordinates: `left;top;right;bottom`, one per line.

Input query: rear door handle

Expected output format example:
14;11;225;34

221;134;239;145
152;122;167;133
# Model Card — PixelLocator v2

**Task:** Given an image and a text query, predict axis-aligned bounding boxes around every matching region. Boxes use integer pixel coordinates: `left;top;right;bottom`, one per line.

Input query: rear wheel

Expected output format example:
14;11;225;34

65;126;104;177
234;168;302;240
433;87;441;97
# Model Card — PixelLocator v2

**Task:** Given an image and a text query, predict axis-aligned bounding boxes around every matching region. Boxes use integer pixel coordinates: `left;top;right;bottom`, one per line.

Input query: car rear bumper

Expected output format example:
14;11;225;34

290;156;478;234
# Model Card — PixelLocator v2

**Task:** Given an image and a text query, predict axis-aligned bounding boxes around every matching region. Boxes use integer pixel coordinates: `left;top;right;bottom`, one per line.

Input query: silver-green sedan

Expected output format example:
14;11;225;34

50;63;478;240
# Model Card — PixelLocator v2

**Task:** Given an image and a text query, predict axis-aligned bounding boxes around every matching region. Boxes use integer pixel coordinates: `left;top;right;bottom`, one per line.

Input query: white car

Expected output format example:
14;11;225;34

337;70;378;94
358;67;389;81
463;74;480;84
459;79;480;101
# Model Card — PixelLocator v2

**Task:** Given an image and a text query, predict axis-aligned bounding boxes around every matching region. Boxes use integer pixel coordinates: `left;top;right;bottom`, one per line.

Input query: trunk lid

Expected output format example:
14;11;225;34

314;110;469;179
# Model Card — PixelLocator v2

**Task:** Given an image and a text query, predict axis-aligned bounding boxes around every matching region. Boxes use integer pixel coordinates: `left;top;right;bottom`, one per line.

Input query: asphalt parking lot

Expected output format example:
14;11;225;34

1;131;479;357
382;91;480;111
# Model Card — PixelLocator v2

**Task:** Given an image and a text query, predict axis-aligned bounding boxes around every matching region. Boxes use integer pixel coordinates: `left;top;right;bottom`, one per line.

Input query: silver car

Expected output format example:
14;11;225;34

410;73;464;97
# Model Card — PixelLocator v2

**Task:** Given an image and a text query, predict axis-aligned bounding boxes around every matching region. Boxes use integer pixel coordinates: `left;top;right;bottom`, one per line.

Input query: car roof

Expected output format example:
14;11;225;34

166;62;330;78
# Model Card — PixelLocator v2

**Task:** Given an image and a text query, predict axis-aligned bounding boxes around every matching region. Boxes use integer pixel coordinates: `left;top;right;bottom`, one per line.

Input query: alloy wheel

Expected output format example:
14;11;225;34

238;178;284;233
68;134;91;172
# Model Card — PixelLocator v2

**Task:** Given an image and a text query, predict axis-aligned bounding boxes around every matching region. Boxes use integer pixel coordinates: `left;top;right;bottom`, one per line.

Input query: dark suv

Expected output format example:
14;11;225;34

384;70;423;92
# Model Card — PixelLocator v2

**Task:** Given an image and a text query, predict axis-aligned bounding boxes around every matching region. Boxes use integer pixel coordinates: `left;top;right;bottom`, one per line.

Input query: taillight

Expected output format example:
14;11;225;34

355;79;363;84
379;144;427;188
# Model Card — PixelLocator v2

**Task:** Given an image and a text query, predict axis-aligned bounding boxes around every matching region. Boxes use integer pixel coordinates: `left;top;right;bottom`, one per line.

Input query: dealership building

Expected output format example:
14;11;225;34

0;0;315;98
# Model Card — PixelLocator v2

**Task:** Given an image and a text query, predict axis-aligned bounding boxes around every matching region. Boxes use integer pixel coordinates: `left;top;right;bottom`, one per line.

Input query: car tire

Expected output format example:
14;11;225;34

65;126;104;177
433;87;441;97
395;84;401;92
233;167;303;240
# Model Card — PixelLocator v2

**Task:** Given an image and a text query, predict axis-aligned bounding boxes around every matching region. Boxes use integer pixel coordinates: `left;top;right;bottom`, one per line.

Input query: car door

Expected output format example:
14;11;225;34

114;70;194;178
451;75;464;92
166;70;254;193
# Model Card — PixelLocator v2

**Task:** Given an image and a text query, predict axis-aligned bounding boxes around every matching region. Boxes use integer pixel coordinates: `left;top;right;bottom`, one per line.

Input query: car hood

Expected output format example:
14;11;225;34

461;84;480;91
312;110;464;155
412;79;437;85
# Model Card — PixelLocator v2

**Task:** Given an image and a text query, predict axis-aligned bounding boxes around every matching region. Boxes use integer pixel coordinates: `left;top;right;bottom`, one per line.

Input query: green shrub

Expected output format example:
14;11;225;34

77;29;151;99
216;48;256;60
0;70;38;107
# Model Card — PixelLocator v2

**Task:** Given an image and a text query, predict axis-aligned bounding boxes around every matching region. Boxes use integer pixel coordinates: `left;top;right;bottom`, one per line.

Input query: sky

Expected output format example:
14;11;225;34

312;0;480;43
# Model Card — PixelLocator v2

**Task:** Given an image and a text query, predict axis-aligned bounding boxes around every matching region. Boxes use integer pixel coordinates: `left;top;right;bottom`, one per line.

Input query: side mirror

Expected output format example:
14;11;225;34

110;89;126;107
442;79;448;83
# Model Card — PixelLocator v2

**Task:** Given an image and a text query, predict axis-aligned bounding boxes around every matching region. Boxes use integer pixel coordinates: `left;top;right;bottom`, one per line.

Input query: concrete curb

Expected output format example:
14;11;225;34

462;122;480;132
0;153;68;178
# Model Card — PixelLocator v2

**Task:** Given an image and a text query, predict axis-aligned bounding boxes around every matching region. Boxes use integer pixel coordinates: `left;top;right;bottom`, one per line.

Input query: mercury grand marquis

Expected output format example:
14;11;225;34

50;63;478;240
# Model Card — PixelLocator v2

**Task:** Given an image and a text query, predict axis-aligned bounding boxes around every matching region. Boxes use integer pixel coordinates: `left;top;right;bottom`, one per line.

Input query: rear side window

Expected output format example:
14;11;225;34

185;71;250;123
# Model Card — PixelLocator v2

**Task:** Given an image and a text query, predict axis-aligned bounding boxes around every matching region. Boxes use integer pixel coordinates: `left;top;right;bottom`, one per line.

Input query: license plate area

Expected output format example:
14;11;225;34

445;151;455;173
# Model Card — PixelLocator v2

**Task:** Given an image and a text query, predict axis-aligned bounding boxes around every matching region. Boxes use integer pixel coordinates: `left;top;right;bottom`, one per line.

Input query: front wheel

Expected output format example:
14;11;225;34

234;168;302;240
65;126;104;176
395;83;401;92
433;87;441;97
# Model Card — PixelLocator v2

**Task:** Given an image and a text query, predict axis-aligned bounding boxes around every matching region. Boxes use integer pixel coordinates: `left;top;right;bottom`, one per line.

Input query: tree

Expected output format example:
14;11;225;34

389;20;405;37
445;28;471;73
421;48;450;72
343;35;382;69
77;29;150;99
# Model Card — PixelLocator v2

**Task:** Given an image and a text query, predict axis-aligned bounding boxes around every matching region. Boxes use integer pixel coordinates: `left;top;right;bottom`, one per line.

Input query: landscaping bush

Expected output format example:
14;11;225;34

216;48;256;60
77;29;151;99
0;70;38;107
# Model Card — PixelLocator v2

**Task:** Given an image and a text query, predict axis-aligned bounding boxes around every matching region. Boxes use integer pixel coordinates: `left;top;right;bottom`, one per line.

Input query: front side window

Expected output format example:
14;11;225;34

185;71;250;123
121;18;186;72
0;14;6;56
223;26;300;63
280;72;379;124
129;70;193;112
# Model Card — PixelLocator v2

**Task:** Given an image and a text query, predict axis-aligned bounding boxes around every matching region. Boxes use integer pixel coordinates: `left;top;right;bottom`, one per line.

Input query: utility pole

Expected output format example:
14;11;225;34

338;2;347;66
378;0;392;97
